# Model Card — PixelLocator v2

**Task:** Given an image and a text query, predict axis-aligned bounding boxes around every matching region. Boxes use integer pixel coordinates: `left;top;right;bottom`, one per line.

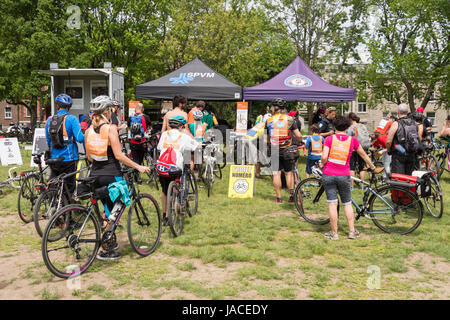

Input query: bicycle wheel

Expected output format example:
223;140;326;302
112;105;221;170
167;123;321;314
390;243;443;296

143;153;154;183
213;163;222;180
204;165;213;198
293;177;330;225
167;181;183;237
42;205;101;279
17;173;40;223
34;189;69;238
127;193;161;256
185;171;198;217
423;175;443;218
425;155;440;177
368;185;423;235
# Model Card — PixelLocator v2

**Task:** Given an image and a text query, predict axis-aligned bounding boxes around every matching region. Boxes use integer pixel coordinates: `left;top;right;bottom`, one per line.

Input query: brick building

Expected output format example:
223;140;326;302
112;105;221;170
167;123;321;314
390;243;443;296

0;100;47;130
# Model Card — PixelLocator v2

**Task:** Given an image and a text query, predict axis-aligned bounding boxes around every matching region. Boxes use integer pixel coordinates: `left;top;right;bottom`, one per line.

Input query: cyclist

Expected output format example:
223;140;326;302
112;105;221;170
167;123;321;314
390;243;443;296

111;100;127;132
347;112;372;187
386;103;420;175
265;98;302;203
202;103;217;130
127;102;151;172
305;124;324;178
311;105;326;126
187;100;205;126
162;95;189;133
319;107;336;137
375;112;393;136
320;115;378;240
440;115;450;139
189;110;207;172
84;95;150;261
45;93;85;195
371;131;391;178
157;115;200;226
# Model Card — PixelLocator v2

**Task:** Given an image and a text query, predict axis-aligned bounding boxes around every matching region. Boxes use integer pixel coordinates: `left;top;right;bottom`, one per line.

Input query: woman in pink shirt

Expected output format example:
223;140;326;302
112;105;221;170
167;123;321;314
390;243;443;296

320;115;378;240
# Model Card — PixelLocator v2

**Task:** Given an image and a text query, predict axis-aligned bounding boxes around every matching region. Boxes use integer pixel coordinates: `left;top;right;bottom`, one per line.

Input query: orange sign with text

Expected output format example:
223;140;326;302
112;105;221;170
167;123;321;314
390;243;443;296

236;102;248;134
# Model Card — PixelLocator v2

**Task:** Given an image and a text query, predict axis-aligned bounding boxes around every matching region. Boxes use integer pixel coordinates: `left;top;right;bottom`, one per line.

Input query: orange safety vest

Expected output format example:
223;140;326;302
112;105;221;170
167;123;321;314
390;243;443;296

375;119;392;135
328;135;352;165
310;135;323;156
86;124;110;161
162;130;182;150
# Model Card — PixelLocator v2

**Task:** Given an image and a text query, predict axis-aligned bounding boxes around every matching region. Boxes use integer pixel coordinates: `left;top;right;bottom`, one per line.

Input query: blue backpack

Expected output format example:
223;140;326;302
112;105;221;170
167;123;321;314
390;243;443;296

130;114;145;140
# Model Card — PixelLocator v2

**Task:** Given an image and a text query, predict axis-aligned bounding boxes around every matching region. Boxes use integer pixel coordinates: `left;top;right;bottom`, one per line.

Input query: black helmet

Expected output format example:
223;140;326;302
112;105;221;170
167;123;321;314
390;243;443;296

271;98;286;108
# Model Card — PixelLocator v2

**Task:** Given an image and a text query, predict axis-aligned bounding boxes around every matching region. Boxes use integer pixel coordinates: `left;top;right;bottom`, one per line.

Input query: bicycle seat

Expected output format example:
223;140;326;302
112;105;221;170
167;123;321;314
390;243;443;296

168;168;182;178
46;157;65;165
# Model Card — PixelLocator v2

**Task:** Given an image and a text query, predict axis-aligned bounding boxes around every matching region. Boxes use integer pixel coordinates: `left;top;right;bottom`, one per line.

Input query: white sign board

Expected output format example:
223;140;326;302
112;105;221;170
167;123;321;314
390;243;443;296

0;138;23;166
30;128;49;167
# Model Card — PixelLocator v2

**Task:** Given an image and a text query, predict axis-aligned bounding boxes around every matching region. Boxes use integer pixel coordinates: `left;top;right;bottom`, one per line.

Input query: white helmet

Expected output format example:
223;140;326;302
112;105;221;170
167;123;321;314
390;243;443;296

193;110;204;121
90;95;113;114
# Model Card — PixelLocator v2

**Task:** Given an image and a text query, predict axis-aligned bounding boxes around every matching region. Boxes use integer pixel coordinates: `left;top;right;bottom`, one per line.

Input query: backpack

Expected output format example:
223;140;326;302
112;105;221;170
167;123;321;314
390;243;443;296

353;123;371;149
48;114;69;149
396;118;420;154
130;114;145;141
156;147;178;177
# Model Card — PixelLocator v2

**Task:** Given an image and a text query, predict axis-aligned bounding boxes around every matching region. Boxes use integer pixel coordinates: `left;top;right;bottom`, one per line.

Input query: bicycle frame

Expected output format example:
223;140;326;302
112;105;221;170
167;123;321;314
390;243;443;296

350;176;395;218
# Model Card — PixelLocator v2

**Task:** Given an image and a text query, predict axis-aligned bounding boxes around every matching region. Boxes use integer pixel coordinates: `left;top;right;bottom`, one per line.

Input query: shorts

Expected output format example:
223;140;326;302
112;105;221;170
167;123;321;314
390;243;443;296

271;150;295;172
322;174;352;205
350;151;365;172
159;176;174;196
305;158;320;174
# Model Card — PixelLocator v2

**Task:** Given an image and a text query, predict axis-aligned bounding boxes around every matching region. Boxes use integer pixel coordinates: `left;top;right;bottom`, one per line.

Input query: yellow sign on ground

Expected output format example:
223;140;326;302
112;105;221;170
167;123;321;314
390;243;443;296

228;165;255;198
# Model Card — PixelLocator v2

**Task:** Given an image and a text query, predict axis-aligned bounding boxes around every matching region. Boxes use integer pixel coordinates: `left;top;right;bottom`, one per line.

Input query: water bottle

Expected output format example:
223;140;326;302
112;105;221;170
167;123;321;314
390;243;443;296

394;144;406;155
109;200;124;221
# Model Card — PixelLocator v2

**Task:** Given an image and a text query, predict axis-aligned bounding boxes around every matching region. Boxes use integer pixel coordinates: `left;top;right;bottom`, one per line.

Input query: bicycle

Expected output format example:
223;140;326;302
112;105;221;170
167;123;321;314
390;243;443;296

199;142;222;197
166;164;199;236
293;166;424;235
434;139;450;180
143;131;160;190
41;168;161;279
17;153;49;223
33;158;89;237
0;166;24;195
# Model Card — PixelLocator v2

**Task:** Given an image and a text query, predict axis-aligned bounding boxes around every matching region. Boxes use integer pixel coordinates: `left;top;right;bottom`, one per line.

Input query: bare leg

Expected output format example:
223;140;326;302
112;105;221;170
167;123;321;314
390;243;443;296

344;203;355;232
272;171;282;199
161;193;167;218
328;202;339;234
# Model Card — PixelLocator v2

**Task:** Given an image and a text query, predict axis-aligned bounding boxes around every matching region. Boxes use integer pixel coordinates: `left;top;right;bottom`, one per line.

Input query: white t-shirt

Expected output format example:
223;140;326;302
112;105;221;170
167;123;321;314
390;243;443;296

157;129;200;169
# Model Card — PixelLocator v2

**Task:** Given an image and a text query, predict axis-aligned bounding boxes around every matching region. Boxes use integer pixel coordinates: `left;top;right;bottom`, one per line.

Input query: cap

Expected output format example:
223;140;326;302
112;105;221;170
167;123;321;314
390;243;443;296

288;111;297;117
416;107;424;113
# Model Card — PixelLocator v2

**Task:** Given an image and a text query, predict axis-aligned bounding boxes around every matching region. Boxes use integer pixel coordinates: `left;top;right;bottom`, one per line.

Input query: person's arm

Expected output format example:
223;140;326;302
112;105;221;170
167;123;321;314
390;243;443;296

320;145;329;167
386;121;398;153
320;130;333;137
162;115;168;132
292;128;303;145
109;126;149;174
45;118;51;150
69;115;84;144
440;120;450;137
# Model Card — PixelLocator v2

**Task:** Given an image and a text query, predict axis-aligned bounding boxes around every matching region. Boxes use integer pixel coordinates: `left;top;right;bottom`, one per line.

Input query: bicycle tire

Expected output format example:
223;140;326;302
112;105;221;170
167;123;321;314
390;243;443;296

127;193;162;256
33;188;69;238
214;163;222;180
42;204;101;279
17;173;40;223
423;175;443;219
368;185;423;235
205;165;213;198
185;171;198;217
424;155;440;177
167;181;183;237
293;177;330;225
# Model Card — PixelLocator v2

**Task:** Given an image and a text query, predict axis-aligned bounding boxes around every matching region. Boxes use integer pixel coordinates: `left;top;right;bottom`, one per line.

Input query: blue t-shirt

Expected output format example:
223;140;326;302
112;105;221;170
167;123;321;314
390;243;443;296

305;135;324;160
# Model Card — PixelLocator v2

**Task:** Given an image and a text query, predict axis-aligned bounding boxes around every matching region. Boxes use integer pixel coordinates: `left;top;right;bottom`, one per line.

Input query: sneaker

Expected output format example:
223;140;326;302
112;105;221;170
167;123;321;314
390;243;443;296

288;195;295;203
348;230;360;239
274;197;283;204
97;250;121;261
324;231;339;240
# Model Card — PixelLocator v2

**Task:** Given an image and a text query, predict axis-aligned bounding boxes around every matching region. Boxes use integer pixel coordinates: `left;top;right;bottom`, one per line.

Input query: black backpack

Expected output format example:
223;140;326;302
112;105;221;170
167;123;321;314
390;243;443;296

49;114;69;149
397;118;420;154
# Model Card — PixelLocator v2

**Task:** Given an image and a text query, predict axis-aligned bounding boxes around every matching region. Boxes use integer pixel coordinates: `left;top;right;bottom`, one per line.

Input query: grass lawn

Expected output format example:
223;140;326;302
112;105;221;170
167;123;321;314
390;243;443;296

0;146;448;300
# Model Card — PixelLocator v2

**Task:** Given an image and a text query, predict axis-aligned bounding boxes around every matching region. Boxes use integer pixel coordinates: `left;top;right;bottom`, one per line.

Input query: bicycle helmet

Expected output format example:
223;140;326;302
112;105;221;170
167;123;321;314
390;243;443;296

168;115;187;128
112;100;122;108
271;98;286;108
90;95;114;114
193;110;204;121
55;94;72;108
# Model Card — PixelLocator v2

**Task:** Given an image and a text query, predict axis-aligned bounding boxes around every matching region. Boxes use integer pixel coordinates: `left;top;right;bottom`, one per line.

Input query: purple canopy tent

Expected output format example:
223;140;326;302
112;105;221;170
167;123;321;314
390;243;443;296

243;56;355;102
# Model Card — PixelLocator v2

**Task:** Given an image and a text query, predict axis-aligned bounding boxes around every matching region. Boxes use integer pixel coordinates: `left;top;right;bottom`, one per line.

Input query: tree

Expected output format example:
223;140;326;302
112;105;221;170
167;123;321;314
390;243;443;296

365;0;449;111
